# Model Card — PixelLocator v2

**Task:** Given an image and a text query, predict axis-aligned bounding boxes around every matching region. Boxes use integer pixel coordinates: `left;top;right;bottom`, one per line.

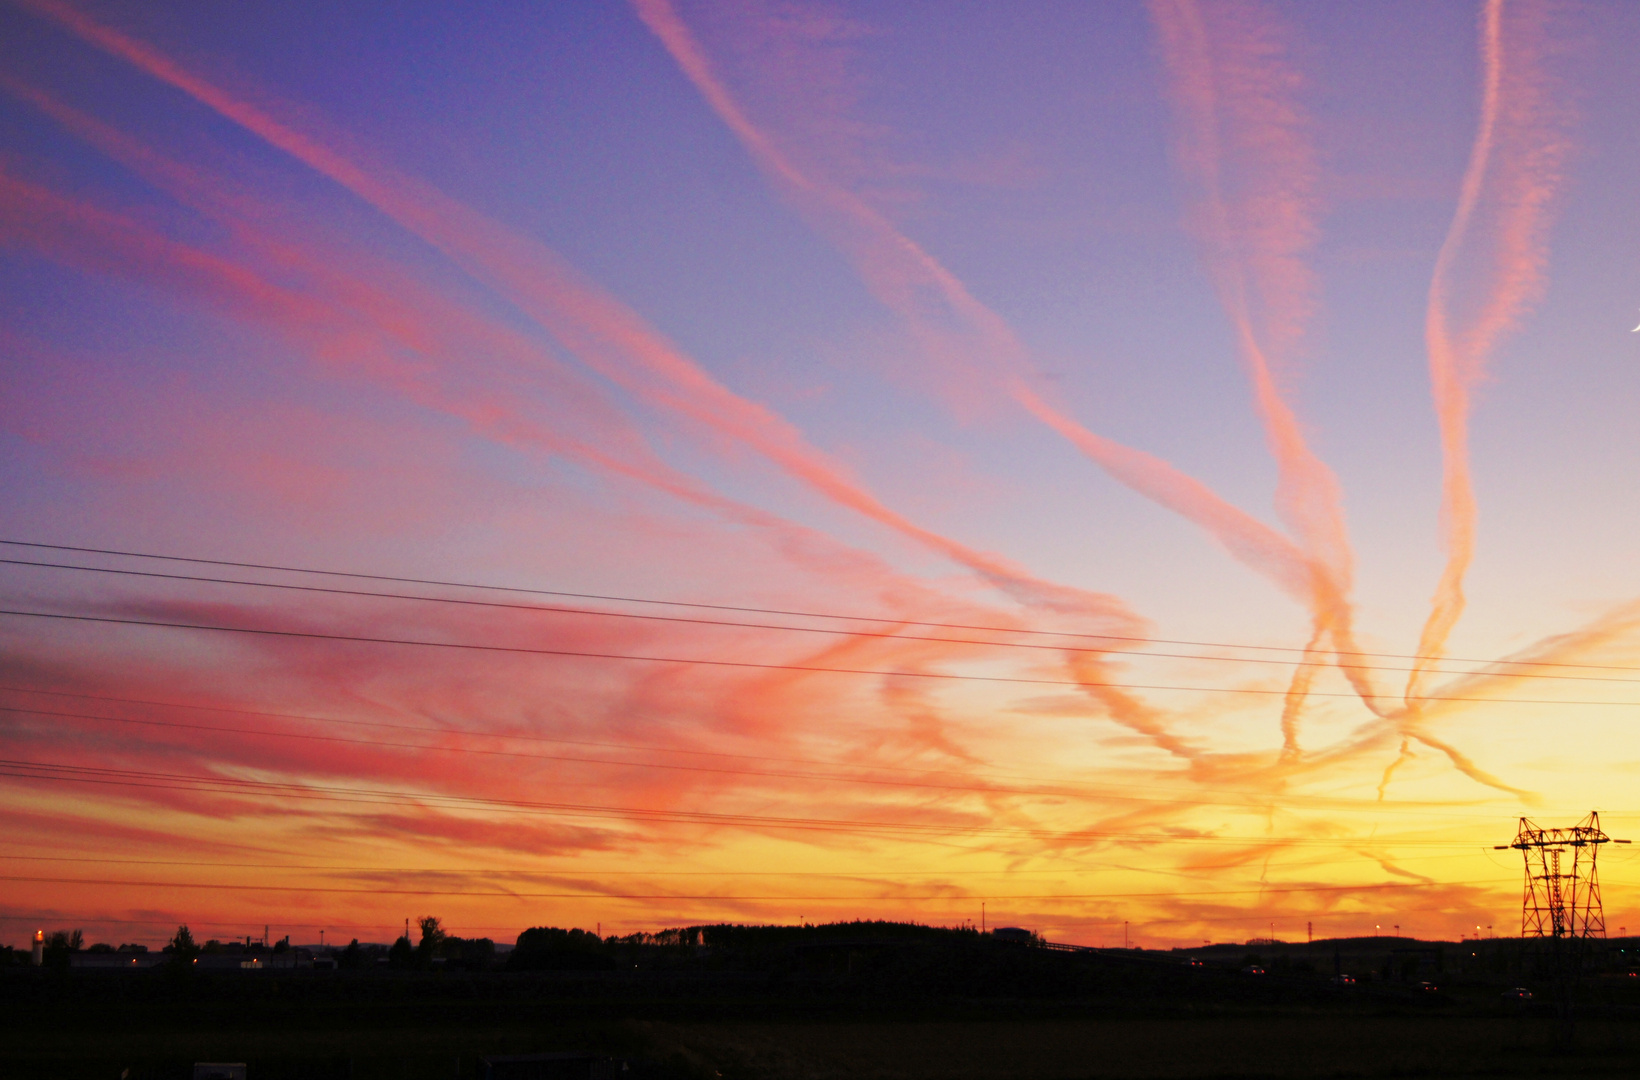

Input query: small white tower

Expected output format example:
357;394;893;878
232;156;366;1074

31;930;43;966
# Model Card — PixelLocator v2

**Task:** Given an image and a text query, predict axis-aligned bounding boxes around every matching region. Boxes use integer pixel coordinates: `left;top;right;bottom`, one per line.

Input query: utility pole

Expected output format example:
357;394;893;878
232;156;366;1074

1307;921;1312;944
1124;921;1128;949
981;902;985;934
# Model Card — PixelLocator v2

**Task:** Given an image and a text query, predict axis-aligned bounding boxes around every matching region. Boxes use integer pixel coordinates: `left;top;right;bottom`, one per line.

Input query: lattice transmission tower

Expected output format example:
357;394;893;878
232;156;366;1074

1496;813;1628;939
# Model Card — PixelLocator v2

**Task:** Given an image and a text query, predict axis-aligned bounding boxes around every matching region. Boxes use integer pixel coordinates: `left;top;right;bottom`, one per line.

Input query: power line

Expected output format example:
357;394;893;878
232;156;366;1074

3;757;1021;842
0;607;1292;693
3;538;1627;673
0;685;1529;815
0;755;1191;844
2;556;1284;666
4;607;1637;706
0;702;1528;819
0;911;511;935
0;873;1510;902
0;849;1481;874
0;756;1486;847
0;913;435;932
2;702;1081;798
1;684;983;775
0;607;1180;690
6;555;1631;685
8;702;1165;804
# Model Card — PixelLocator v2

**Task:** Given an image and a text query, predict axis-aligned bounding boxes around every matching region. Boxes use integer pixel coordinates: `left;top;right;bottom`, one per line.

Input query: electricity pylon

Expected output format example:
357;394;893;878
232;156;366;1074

1497;812;1627;940
1496;812;1631;1048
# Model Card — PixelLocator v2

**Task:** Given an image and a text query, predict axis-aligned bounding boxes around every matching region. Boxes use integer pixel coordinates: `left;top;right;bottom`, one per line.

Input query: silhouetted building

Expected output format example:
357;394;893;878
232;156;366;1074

194;949;314;971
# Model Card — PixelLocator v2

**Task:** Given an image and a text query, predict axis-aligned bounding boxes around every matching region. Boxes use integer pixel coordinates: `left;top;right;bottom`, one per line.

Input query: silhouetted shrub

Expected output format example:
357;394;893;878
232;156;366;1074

388;935;415;968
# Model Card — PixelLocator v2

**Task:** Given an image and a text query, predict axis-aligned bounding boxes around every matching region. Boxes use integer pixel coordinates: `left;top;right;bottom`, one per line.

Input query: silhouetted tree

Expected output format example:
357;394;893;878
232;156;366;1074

416;916;446;967
165;925;199;970
442;935;496;969
337;938;364;969
42;930;82;968
388;934;414;968
508;927;614;971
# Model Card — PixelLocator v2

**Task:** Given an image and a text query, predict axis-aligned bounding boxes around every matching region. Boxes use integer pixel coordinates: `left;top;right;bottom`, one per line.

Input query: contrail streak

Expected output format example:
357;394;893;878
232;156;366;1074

1406;0;1568;709
1149;0;1383;735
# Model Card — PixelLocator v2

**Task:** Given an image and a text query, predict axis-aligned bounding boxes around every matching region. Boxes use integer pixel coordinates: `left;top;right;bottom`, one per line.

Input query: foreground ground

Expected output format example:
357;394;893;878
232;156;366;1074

8;928;1640;1079
9;1012;1640;1080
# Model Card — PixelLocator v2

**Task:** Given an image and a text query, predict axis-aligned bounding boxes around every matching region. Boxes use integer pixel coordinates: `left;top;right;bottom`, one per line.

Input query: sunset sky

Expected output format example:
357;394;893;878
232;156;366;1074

4;0;1640;950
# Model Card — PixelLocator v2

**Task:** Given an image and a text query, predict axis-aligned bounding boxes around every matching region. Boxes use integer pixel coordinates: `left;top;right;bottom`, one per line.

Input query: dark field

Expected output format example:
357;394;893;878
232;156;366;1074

7;929;1640;1079
11;1009;1640;1080
654;1016;1640;1079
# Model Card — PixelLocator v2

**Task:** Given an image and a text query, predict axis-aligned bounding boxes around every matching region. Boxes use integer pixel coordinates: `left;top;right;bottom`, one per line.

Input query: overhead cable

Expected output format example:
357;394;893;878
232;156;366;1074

3;538;1627;673
4;556;1634;685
